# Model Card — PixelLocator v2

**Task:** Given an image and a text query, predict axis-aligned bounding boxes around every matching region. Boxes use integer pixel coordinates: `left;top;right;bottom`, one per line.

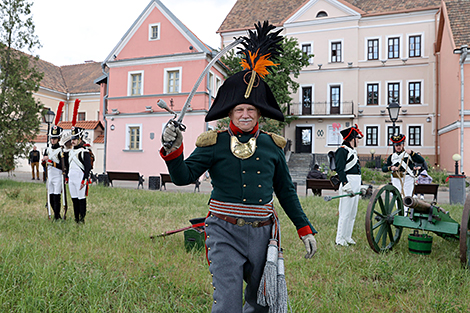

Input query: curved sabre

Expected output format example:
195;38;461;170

177;37;243;124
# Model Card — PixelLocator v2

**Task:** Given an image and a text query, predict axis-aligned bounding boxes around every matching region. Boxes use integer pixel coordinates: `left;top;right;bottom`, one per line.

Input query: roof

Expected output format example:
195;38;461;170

31;57;102;94
94;135;104;144
445;0;470;48
218;0;442;32
57;121;104;130
33;134;48;143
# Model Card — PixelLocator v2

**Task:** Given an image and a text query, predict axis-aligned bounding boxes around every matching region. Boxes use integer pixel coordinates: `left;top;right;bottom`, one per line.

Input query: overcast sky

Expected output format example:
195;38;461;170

30;0;237;66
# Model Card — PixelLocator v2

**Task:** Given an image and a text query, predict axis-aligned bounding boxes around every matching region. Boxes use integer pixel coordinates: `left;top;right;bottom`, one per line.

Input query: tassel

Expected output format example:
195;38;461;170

276;250;288;313
257;240;278;309
71;99;81;126
54;101;65;125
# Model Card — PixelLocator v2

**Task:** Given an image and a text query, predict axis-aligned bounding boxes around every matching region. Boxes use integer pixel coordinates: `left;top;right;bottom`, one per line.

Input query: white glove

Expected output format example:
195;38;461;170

162;122;183;152
342;182;353;195
301;234;317;259
360;185;369;195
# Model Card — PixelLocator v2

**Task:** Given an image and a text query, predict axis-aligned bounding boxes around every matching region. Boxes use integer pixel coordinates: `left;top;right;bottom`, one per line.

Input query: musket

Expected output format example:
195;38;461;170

158;37;244;149
43;159;51;219
60;149;68;220
324;191;364;202
150;222;205;240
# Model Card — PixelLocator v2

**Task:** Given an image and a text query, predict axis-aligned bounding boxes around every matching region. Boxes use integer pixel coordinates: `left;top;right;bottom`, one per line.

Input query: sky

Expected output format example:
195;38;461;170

30;0;237;66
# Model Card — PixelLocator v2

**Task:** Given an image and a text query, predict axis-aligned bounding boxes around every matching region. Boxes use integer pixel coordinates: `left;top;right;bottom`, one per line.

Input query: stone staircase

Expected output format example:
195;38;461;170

287;153;330;186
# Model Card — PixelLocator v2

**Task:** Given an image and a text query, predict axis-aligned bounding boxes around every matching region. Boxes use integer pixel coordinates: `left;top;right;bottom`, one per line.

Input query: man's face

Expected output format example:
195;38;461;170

228;104;260;133
33;146;37;151
71;138;80;146
395;143;404;152
50;138;59;145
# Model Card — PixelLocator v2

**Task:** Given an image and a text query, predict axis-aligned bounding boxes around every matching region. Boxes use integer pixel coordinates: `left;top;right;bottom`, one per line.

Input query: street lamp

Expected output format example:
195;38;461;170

44;109;55;148
452;153;461;175
387;99;401;130
453;45;468;174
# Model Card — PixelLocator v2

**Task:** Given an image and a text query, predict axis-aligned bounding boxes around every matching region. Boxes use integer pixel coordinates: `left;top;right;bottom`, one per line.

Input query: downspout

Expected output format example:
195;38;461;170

101;63;109;173
435;49;440;167
65;92;70;121
459;47;467;173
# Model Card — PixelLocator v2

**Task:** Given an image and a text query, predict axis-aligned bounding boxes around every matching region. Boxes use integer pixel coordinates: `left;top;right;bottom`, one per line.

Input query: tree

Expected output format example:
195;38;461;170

0;0;44;171
219;37;311;134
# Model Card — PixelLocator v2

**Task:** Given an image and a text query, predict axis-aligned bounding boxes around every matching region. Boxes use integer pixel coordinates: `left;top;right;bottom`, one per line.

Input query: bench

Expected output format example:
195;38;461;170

107;171;144;189
414;183;439;201
160;173;200;192
306;178;339;196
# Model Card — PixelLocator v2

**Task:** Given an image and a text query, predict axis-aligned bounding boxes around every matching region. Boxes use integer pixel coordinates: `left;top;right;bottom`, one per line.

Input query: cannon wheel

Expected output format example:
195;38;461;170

460;194;470;268
365;184;404;253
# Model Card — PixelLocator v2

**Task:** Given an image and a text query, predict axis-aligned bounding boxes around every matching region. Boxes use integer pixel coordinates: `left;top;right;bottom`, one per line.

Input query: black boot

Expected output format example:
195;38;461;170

72;198;80;223
78;199;87;223
53;194;62;220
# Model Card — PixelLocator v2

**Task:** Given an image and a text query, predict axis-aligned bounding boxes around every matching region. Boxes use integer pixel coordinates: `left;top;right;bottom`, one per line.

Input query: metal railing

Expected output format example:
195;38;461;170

287;101;354;116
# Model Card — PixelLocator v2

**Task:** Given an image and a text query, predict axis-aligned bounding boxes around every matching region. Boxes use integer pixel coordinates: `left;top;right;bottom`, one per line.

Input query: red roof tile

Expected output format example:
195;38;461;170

57;121;103;130
94;135;104;144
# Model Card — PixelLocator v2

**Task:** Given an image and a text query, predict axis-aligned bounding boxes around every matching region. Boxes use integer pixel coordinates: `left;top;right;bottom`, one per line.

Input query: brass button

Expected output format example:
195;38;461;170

207;235;210;238
243;184;246;187
214;300;217;304
258;185;262;188
208;247;211;250
256;157;259;160
257;171;260;174
243;199;246;202
213;286;216;290
242;171;246;174
259;199;262;202
205;224;208;227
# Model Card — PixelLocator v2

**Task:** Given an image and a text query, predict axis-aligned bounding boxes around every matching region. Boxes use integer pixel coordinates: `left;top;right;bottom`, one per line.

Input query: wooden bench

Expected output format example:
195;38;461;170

414;183;439;201
160;173;200;192
306;178;339;196
107;171;144;189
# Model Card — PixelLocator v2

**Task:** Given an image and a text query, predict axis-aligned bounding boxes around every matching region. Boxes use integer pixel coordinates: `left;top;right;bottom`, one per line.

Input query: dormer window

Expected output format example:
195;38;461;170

149;23;160;41
316;11;328;18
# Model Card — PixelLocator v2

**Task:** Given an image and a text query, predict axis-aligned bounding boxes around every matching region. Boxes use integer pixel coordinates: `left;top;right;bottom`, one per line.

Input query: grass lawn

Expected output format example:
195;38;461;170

1;179;469;312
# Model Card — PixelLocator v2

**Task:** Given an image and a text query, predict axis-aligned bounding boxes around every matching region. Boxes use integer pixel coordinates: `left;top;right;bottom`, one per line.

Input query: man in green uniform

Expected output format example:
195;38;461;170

160;22;317;313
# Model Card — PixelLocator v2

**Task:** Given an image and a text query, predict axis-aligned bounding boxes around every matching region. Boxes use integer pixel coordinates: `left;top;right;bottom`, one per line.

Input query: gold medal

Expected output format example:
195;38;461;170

231;136;257;159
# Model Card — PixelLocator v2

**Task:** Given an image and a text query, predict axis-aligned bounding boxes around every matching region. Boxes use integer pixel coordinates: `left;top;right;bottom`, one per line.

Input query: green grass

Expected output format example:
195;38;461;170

1;179;469;312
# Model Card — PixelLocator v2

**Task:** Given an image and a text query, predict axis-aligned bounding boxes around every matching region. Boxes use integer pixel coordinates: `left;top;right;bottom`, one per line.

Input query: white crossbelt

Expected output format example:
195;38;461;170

342;145;358;172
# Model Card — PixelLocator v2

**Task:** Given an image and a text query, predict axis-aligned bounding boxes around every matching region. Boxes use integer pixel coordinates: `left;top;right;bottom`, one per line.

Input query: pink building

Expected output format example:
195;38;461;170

97;0;227;180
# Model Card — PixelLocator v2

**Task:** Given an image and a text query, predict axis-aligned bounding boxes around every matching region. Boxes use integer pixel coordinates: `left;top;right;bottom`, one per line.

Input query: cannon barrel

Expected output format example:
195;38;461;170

403;196;449;215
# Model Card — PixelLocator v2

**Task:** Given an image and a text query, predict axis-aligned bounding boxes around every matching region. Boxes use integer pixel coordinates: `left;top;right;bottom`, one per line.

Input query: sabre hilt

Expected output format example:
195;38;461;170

162;119;186;150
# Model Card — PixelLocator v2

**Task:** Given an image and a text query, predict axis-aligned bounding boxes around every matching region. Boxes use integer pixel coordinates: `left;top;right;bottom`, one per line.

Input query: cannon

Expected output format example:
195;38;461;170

365;184;470;268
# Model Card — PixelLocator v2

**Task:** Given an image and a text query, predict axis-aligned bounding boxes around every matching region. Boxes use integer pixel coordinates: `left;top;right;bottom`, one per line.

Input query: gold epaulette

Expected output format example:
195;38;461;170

196;130;222;147
263;131;286;149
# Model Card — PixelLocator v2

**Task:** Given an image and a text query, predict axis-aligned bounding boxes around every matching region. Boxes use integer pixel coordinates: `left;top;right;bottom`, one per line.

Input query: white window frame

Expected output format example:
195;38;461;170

329;39;343;63
364;124;381;146
300;42;314;64
327;123;342;146
215;76;222;95
299;84;315;115
364;81;381;106
406;32;424;58
127;70;144;96
149;23;161;41
364;36;381;61
208;71;214;96
407;124;423;147
386;34;402;60
125;123;143;151
385;80;402;105
164;67;182;94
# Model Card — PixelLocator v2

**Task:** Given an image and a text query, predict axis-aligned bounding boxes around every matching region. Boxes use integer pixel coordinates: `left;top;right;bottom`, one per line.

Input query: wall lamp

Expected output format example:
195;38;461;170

111;108;120;115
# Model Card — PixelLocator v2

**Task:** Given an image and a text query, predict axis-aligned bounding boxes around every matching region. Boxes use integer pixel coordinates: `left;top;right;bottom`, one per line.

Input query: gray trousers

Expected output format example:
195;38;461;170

205;214;272;313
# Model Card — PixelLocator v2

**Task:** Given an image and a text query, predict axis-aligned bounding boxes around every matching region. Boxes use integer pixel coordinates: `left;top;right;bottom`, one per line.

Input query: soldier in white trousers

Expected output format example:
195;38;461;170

334;125;363;246
66;126;92;223
43;125;65;220
382;134;425;215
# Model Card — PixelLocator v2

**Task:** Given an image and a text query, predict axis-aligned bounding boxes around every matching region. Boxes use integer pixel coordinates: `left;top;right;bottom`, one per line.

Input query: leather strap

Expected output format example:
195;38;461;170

211;212;272;228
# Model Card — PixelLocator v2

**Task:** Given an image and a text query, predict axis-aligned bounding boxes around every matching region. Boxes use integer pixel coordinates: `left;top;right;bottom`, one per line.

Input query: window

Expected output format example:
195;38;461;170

302;86;312;115
387;125;400;146
388;83;400;104
208;72;214;94
215;77;222;94
409;82;421;104
409;126;421;146
367;84;379;105
327;124;342;146
126;124;142;151
331;41;342;63
366;126;378;146
128;71;143;96
302;43;313;63
409;35;421;57
388;37;400;59
330;85;340;114
78;112;85;121
316;11;328;17
368;39;379;60
149;23;160;41
165;68;181;94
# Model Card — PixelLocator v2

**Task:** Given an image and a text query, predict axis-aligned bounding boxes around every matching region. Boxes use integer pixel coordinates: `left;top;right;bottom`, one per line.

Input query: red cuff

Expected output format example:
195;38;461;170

160;143;184;161
81;180;85;185
297;225;313;238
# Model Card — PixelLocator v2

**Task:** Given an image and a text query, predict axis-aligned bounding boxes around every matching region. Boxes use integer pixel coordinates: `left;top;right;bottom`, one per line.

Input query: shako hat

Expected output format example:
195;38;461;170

391;134;406;145
71;126;84;140
205;21;284;122
340;124;363;140
50;125;63;138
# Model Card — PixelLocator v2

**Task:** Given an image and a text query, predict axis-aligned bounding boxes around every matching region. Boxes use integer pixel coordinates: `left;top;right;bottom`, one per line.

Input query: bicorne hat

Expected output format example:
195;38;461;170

391;134;406;145
205;21;284;122
340;124;363;140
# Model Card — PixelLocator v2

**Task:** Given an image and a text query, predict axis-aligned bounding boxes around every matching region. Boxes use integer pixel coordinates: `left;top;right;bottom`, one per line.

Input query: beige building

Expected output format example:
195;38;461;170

218;0;469;170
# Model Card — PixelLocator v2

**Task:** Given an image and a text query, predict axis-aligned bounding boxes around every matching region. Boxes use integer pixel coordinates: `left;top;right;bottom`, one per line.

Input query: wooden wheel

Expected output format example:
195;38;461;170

460;194;470;268
365;184;404;253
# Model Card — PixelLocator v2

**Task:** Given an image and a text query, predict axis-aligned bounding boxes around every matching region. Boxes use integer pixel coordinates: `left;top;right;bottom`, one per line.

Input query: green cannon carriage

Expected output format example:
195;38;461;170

365;184;470;268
